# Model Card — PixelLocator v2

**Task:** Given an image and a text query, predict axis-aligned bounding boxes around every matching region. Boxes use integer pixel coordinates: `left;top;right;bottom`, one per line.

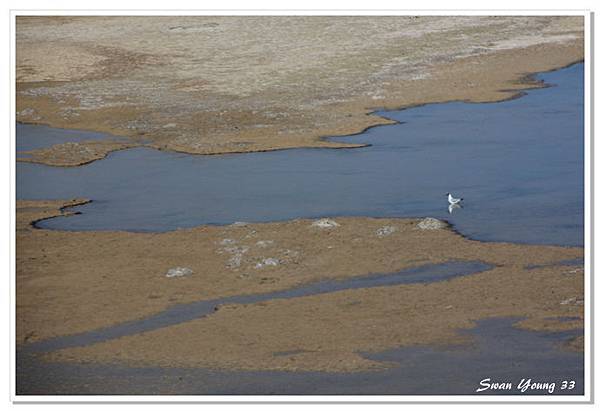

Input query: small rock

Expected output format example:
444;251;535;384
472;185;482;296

165;267;193;278
220;238;237;245
255;258;279;269
417;217;448;230
163;123;177;128
311;218;339;229
376;225;397;237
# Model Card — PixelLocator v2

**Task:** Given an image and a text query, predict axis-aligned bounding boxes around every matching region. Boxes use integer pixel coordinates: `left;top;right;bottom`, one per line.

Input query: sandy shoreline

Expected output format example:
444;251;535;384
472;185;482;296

17;199;583;372
16;16;584;166
15;16;585;375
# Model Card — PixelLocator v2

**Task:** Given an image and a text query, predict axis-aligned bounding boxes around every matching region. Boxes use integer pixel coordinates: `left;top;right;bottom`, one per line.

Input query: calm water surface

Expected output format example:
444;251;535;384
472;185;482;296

16;64;584;246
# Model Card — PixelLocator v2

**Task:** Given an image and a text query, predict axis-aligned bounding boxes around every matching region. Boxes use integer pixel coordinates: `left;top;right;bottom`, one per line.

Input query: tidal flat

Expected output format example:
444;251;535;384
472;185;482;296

17;16;583;160
15;16;585;395
16;200;583;375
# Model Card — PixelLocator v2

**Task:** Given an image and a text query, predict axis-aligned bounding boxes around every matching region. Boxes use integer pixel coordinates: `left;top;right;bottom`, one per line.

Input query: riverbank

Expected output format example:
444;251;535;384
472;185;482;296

17;199;583;372
16;16;583;166
15;16;585;383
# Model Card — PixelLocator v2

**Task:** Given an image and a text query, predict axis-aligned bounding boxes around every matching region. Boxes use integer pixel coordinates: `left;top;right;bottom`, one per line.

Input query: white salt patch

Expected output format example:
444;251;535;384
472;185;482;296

255;258;279;269
417;218;447;230
165;267;193;278
311;218;340;229
376;225;397;237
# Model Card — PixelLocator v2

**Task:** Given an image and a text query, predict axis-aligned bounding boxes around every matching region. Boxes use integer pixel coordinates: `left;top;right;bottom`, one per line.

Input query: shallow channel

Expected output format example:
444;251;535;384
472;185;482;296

16;63;584;246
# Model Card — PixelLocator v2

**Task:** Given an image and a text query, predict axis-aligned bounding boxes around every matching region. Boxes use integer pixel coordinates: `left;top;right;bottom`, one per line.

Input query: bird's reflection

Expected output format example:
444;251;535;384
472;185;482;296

448;203;462;214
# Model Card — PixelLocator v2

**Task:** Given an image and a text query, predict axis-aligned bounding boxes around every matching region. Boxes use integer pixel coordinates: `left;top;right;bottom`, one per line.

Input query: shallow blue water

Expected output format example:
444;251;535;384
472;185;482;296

16;63;584;246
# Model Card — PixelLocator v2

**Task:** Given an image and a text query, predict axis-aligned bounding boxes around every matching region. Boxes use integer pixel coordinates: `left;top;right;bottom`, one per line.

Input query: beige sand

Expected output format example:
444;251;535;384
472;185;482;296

16;16;583;166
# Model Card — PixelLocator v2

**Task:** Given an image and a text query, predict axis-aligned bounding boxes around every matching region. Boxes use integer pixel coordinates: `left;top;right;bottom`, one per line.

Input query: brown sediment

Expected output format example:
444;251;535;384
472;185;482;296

515;316;584;333
564;335;585;352
43;267;582;372
16;198;91;230
17;140;139;167
44;263;584;373
15;16;586;372
17;199;583;372
16;16;584;165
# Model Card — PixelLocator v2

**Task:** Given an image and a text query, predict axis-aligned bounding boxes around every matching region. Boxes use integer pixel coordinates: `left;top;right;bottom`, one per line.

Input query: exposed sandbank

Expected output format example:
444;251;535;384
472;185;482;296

17;140;138;167
16;16;584;166
47;261;583;373
16;199;583;372
15;16;585;373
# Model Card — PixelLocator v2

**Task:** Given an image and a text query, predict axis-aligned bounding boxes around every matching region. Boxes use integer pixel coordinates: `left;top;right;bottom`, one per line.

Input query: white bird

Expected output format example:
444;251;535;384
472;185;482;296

446;193;463;205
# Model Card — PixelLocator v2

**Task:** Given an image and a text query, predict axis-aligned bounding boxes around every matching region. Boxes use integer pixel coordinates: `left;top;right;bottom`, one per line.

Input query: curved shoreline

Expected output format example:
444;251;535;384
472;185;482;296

15;17;586;379
25;201;545;248
16;22;584;166
16;198;583;373
16;56;583;169
18;62;585;248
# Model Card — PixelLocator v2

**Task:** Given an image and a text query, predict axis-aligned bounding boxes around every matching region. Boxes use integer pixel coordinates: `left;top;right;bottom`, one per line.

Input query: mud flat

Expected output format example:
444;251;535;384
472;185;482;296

16;200;583;373
15;15;585;389
17;318;583;395
16;16;583;165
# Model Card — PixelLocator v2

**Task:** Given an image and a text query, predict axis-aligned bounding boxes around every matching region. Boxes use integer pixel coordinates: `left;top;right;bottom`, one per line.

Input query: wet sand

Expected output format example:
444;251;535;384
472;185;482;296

23;261;494;353
17;318;583;395
16;16;583;166
14;16;585;384
17;199;583;372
